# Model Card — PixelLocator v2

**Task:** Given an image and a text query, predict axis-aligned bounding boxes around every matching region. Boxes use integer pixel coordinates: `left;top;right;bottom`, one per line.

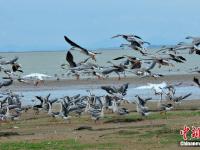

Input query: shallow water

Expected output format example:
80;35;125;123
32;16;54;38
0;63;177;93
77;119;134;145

18;84;200;106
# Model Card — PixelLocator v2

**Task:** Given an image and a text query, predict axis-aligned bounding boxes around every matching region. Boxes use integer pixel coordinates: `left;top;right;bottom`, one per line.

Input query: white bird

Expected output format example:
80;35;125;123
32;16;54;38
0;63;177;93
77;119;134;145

22;73;52;86
135;82;168;103
135;82;167;92
148;82;167;93
23;73;52;80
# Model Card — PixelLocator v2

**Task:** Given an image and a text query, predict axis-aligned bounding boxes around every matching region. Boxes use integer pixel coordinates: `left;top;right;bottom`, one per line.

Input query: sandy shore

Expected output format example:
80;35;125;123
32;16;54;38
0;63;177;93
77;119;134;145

4;74;200;92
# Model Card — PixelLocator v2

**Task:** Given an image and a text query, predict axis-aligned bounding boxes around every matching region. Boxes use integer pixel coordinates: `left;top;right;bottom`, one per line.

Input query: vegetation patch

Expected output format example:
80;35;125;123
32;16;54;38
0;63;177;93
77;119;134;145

0;139;121;150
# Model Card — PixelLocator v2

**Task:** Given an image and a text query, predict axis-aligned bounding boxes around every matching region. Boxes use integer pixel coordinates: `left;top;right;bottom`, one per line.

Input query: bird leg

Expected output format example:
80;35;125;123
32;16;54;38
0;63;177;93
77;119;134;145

116;72;121;80
34;80;39;86
123;71;126;78
75;74;80;80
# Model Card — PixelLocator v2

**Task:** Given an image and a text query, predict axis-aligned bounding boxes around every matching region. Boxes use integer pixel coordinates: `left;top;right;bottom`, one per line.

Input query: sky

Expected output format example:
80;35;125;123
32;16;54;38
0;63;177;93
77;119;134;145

0;0;200;51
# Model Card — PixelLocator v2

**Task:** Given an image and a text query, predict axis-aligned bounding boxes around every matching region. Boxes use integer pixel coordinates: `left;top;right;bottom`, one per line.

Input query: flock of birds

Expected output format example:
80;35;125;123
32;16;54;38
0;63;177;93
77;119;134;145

0;81;194;122
61;35;200;80
0;34;200;122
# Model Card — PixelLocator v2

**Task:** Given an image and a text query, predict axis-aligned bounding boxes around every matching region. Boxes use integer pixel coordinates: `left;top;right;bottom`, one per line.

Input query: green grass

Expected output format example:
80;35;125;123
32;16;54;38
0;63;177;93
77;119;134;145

139;126;183;145
103;110;200;124
0;139;121;150
1;110;200;150
117;130;140;135
146;110;200;120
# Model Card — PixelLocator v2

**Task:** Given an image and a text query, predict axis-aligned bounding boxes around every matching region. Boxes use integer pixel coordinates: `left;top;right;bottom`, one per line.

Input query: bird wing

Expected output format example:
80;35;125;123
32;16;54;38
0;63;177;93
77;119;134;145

143;41;151;45
133;35;142;40
46;93;51;101
78;57;91;65
64;36;89;55
9;56;19;64
73;94;81;99
111;34;122;39
145;97;152;101
137;96;145;106
193;77;200;87
171;58;184;63
146;60;157;71
177;56;186;61
101;68;117;75
35;96;44;103
195;50;200;55
119;83;129;95
169;54;186;63
113;56;126;60
1;79;13;87
181;93;192;100
2;56;19;65
131;41;141;47
7;105;18;109
49;98;58;105
101;86;115;94
66;51;77;67
169;54;175;58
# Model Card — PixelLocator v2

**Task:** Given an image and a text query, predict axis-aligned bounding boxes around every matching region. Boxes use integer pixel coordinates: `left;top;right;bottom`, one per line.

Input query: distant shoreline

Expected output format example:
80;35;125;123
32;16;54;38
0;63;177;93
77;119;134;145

0;50;66;53
0;46;162;53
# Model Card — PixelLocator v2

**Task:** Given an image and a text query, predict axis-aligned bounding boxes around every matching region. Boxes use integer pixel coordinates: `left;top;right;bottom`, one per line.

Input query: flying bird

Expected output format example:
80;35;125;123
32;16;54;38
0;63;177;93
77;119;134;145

64;36;101;61
101;83;129;96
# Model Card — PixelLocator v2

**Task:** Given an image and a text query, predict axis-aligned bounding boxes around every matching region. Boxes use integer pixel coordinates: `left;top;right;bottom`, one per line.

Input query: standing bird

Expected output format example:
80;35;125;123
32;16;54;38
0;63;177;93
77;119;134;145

64;36;101;61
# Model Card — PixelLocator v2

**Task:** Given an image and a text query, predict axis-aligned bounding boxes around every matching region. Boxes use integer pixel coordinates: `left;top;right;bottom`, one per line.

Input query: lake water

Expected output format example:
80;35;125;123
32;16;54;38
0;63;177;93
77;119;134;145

0;49;199;77
0;49;200;105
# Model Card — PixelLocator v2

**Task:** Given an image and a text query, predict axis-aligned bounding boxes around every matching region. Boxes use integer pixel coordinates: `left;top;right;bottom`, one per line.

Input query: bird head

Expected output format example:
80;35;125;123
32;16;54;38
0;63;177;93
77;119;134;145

91;54;96;61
